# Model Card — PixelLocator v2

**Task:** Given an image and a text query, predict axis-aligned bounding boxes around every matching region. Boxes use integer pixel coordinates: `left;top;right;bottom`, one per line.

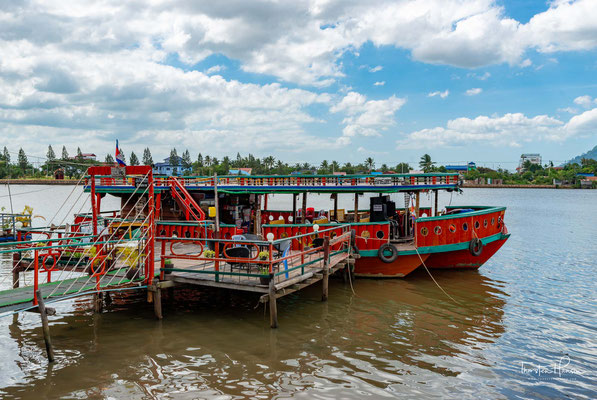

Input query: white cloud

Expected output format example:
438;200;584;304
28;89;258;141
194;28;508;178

205;65;226;74
465;88;483;96
331;91;406;144
520;58;532;67
558;107;578;114
428;90;449;98
573;95;595;108
369;65;383;73
396;108;597;149
373;81;385;86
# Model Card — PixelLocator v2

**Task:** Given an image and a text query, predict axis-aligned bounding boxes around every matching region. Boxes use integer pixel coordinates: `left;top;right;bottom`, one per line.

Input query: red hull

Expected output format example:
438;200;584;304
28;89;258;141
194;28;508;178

354;253;428;277
425;236;509;269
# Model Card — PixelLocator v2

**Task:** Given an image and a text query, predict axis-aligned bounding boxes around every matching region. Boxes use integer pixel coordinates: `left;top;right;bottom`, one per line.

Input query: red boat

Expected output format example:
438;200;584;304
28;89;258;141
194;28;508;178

86;171;509;278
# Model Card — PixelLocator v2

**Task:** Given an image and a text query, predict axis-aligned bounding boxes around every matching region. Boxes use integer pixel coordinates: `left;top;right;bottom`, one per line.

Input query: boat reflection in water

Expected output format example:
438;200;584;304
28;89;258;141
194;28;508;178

2;269;507;398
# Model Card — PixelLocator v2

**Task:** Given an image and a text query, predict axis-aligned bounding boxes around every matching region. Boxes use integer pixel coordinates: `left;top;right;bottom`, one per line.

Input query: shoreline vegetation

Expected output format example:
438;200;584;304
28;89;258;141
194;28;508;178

1;146;596;189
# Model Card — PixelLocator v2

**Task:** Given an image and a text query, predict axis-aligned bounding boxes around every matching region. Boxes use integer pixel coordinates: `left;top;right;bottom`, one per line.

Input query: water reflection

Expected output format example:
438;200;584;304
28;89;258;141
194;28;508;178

0;269;507;398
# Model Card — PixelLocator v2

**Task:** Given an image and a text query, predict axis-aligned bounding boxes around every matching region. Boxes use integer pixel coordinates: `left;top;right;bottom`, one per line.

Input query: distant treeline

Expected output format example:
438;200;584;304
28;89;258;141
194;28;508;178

1;145;595;188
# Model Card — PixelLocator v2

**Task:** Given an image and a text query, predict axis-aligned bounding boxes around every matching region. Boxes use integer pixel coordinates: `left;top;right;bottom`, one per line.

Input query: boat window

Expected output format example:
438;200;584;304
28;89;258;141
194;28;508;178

484;219;488;228
420;227;428;236
376;230;385;239
185;231;191;238
462;223;468;231
491;217;495;225
474;221;480;229
434;226;442;235
449;224;456;233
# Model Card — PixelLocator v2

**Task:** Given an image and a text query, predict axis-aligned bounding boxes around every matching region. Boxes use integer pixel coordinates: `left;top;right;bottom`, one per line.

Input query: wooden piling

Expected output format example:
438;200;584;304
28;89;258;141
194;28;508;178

94;292;103;313
268;277;278;329
36;289;55;363
322;237;330;302
154;287;163;320
12;253;20;289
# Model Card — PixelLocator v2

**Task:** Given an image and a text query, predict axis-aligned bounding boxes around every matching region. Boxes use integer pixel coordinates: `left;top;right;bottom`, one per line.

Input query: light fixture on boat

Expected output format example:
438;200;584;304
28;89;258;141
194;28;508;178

278;216;284;220
288;216;293;222
267;232;274;242
269;215;274;221
313;224;320;232
15;221;23;230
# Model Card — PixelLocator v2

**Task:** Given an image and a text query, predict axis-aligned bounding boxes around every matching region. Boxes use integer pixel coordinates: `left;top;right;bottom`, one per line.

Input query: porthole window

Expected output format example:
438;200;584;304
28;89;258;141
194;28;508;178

474;221;480;229
449;224;456;233
462;223;468;231
484;219;488;228
434;226;442;235
185;231;191;238
491;217;495;225
376;230;385;239
420;227;429;236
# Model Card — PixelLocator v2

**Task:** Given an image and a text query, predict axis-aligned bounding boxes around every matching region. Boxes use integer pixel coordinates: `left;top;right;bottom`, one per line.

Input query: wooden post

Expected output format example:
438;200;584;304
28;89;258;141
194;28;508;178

434;189;439;216
268;278;278;328
301;192;307;224
94;292;103;313
36;289;55;363
354;193;359;222
404;194;410;237
12;252;20;289
322;237;330;302
154;287;163;319
214;173;220;233
292;193;297;222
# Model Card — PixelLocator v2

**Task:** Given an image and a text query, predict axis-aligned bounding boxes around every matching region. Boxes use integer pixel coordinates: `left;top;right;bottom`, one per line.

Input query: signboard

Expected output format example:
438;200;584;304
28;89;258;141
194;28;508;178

110;167;126;178
373;177;392;185
134;176;149;188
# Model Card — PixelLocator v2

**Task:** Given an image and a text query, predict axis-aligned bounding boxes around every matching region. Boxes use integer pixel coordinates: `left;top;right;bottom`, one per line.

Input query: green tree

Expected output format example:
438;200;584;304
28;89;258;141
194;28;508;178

365;157;375;171
61;146;69;160
331;160;340;173
182;149;192;171
204;155;211;167
47;145;56;161
76;147;83;160
263;156;275;171
18;148;28;171
419;154;435;172
169;148;179;168
395;162;411;173
130;151;139;166
197;153;204;167
142;148;153;165
105;154;114;163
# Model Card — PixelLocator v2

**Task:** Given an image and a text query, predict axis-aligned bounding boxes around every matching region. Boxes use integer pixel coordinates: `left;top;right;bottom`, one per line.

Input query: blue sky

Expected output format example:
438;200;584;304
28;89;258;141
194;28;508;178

0;0;596;170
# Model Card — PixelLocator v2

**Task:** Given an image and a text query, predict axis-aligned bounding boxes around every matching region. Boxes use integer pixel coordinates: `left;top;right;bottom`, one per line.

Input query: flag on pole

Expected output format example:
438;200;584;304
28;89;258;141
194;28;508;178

115;140;126;166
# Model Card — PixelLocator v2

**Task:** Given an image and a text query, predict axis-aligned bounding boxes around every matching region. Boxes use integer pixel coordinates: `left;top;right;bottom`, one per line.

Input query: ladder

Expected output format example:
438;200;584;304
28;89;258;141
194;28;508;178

168;177;206;221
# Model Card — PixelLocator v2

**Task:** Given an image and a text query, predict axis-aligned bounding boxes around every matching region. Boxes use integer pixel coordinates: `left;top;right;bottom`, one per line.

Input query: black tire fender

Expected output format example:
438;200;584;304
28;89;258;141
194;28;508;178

378;243;398;263
469;238;483;257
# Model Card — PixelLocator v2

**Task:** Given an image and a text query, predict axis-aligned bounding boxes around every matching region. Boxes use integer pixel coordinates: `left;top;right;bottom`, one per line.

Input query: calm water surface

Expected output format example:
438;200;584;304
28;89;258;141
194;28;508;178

0;186;595;399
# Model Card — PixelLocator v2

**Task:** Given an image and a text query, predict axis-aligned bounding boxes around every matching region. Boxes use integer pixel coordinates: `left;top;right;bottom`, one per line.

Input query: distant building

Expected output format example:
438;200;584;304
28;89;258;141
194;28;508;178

153;157;184;176
445;162;476;173
229;168;252;176
518;153;542;172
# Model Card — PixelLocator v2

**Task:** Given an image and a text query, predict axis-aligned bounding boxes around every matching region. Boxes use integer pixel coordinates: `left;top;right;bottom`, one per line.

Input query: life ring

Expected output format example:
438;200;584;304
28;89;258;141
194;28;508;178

378;243;398;263
469;238;483;256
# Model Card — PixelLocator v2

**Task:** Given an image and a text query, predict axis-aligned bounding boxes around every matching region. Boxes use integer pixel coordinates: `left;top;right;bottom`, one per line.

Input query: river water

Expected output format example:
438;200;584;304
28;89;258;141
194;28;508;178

0;186;595;399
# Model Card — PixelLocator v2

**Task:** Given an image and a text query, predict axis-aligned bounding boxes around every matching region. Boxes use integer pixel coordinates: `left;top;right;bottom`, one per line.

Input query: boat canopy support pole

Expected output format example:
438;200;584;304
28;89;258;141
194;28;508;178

292;194;297;222
333;194;338;221
354;193;359;222
301;193;307;224
434;189;439;216
214;173;220;234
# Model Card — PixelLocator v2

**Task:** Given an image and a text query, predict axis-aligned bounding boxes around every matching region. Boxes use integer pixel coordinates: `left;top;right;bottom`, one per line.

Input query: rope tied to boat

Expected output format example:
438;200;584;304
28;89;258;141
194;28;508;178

413;246;460;305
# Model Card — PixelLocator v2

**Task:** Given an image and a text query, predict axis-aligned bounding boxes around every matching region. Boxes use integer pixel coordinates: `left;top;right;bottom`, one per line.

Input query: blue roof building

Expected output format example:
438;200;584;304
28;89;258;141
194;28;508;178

153;157;184;176
445;162;476;172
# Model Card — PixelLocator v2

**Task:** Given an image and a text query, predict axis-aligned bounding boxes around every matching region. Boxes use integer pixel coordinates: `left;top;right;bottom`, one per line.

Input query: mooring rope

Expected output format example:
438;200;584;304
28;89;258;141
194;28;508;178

414;246;460;305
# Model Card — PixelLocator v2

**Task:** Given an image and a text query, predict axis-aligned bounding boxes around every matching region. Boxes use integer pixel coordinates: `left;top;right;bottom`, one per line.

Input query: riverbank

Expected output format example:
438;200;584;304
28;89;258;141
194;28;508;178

0;179;82;185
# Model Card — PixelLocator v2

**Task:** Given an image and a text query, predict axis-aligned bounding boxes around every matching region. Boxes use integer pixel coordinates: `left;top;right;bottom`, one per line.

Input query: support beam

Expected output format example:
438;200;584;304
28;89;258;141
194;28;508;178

154;287;163;319
268;277;278;328
214;173;220;233
255;195;262;236
94;292;103;313
292;194;297;222
322;237;330;302
434;189;439;216
415;191;420;219
12;253;20;289
354;193;359;222
301;192;307;224
333;194;338;221
36;290;55;363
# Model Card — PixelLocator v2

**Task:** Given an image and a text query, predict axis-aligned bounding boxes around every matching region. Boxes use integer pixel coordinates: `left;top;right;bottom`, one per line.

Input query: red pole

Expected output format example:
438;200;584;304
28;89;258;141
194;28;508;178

215;241;220;282
264;194;268;211
160;239;166;281
90;174;98;237
147;169;155;285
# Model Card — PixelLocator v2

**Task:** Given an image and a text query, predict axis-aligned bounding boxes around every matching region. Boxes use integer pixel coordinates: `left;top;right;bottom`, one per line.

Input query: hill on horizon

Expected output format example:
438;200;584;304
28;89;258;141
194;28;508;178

567;145;597;165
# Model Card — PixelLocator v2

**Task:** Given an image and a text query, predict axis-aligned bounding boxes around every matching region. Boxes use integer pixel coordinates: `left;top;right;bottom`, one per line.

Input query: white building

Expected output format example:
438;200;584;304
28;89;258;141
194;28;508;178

518;153;542;171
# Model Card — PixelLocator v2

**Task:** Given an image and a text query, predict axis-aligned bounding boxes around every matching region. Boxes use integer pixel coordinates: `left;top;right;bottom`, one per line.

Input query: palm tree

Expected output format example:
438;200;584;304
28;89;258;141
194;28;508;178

365;157;375;171
419;154;435;172
263;156;275;171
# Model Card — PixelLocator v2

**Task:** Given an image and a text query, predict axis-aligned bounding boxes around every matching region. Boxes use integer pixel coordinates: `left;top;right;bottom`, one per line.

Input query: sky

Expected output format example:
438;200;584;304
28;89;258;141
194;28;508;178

1;0;596;170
